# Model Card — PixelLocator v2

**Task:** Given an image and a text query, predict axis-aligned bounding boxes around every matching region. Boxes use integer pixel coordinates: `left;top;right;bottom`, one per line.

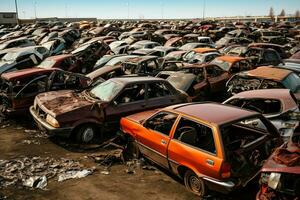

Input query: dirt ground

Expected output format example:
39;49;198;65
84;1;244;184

0;119;258;200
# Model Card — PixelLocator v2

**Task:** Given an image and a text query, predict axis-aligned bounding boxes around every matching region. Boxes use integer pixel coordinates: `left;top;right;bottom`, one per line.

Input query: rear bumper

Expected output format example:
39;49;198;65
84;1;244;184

203;176;236;194
30;106;72;138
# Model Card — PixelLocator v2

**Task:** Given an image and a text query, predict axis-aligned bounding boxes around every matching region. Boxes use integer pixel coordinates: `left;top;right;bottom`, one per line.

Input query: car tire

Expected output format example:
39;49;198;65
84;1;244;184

126;139;141;159
76;125;96;143
184;170;207;197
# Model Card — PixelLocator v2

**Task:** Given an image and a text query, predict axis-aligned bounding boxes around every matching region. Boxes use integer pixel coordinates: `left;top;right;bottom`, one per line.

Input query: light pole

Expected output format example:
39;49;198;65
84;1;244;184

202;0;206;20
14;0;19;24
34;1;37;19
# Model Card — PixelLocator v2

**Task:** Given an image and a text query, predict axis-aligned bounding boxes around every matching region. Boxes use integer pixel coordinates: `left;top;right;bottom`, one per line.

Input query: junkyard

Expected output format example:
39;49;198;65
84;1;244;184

0;1;300;199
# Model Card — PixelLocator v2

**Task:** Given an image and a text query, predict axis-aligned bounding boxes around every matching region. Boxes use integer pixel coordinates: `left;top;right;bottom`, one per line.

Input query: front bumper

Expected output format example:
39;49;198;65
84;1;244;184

30;106;72;138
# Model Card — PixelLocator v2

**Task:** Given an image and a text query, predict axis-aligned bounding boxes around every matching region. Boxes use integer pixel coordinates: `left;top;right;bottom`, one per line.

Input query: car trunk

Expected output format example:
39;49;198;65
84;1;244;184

221;122;279;186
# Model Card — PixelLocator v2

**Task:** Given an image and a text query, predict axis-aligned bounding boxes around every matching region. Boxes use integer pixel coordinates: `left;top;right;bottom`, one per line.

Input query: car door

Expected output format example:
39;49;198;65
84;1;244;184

137;111;178;168
145;81;180;109
205;65;229;94
167;116;222;178
14;75;48;110
105;83;147;126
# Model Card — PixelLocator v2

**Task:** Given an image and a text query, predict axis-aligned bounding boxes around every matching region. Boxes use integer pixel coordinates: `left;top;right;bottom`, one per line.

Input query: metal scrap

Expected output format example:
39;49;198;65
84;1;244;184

0;156;92;189
58;169;93;182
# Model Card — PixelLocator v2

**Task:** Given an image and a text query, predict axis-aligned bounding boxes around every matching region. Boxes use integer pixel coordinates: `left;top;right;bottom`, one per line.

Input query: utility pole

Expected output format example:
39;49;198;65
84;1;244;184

34;1;37;19
14;0;19;25
127;1;130;19
202;0;206;20
161;1;164;19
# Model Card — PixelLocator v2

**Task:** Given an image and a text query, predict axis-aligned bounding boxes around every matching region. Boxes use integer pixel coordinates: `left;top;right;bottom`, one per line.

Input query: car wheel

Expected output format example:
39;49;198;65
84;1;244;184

184;170;206;197
126;139;141;159
76;125;96;143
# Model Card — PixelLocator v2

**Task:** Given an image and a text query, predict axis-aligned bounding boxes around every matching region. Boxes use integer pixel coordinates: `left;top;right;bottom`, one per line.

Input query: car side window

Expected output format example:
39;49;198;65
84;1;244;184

21;76;47;94
206;65;224;77
145;112;178;136
174;117;216;154
147;82;172;98
114;84;145;104
264;51;278;62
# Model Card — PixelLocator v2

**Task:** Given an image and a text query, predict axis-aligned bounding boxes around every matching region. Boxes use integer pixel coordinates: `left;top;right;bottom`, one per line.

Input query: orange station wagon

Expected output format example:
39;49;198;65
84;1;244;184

120;103;282;196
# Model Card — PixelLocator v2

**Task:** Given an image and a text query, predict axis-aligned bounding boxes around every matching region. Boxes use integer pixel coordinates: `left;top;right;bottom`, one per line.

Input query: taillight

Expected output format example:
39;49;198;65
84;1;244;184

221;162;231;178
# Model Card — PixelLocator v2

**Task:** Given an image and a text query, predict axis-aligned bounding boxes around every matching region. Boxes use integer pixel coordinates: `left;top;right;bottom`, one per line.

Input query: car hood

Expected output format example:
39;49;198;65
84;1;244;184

0;61;15;74
261;141;300;174
36;90;94;117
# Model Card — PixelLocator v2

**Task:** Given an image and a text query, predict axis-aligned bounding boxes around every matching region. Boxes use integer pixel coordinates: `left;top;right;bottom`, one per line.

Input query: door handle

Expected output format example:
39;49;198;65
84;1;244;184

161;139;166;145
206;159;214;166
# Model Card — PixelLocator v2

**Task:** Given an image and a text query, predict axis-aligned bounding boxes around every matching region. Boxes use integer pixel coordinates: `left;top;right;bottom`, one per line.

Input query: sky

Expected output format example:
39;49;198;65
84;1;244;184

1;0;300;19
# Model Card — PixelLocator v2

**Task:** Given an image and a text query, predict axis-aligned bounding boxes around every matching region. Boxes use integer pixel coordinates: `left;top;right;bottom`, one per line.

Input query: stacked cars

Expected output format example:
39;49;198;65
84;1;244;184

0;19;299;198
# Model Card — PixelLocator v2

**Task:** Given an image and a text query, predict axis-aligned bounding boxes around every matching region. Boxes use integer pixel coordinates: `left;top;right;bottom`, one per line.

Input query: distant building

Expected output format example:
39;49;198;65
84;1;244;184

0;12;17;25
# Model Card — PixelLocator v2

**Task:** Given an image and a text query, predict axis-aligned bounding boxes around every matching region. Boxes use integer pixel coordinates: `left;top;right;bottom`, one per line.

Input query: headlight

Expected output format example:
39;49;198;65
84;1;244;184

46;114;60;128
268;172;281;190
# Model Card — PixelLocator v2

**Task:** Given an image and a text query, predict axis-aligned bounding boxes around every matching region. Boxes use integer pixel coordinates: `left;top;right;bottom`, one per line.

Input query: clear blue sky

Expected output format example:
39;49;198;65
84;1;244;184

1;0;300;19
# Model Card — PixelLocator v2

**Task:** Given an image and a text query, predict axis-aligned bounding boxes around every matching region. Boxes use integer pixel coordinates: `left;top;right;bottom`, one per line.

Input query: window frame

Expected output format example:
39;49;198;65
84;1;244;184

173;116;217;156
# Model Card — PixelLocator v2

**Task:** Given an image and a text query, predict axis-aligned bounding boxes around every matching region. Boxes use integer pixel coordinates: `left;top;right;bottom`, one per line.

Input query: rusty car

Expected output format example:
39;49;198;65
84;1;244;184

157;64;229;101
256;132;300;200
224;89;300;141
30;77;188;143
0;68;91;116
226;67;300;100
210;55;252;75
120;102;282;196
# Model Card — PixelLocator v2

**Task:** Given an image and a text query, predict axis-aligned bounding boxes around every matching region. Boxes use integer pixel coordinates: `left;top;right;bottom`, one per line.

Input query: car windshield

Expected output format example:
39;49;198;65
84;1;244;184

2;51;19;62
282;73;300;93
42;41;54;50
37;59;56;69
167;73;196;91
106;56;136;66
211;58;231;71
88;80;123;101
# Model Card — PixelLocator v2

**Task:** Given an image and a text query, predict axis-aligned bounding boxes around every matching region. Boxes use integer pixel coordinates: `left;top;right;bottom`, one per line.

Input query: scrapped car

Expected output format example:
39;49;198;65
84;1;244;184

256;132;300;200
42;38;66;56
30;77;188;143
224;89;300;141
164;50;187;61
71;41;109;73
0;46;49;74
227;46;283;67
0;68;90;116
182;48;220;63
122;56;163;76
120;102;282;196
179;43;215;51
157;64;229;101
210;56;252;75
128;40;161;52
93;54;126;70
0;37;35;50
248;43;289;59
35;54;81;72
226;67;300;99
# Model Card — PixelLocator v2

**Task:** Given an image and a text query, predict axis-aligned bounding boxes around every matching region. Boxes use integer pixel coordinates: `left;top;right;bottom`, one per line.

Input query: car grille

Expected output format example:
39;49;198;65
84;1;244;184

35;105;47;119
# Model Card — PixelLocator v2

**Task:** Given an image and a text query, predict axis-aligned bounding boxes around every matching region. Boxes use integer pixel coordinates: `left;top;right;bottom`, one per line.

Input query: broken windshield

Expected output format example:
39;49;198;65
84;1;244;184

88;80;122;101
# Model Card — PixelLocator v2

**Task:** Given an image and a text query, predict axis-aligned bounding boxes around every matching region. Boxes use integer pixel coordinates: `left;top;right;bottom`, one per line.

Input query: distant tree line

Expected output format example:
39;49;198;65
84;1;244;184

268;7;300;20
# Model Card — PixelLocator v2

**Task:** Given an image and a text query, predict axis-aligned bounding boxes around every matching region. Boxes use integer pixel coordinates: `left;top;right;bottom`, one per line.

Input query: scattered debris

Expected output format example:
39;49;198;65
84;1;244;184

0;156;92;189
22;139;40;145
1;124;10;129
58;169;93;182
23;176;47;189
24;130;48;138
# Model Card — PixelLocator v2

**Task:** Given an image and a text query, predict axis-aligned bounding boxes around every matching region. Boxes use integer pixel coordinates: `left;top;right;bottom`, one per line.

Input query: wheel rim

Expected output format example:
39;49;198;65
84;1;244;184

189;174;201;194
82;127;94;143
